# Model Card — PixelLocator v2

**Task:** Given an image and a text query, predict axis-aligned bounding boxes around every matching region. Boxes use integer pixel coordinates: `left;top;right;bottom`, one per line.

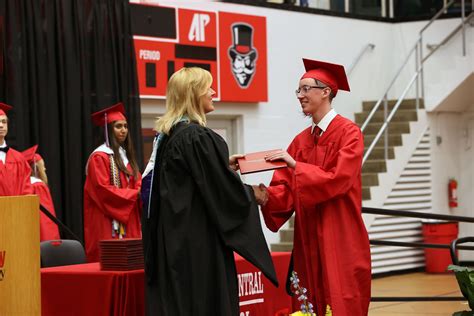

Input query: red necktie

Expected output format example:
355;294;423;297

313;126;322;145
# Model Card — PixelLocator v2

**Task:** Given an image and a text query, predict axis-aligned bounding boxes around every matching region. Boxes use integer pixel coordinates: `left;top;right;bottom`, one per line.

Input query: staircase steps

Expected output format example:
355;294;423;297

364;147;395;160
271;217;294;251
271;242;293;252
360;99;422;201
362;160;387;173
355;109;418;124
362;173;379;186
363;122;410;134
279;229;294;243
364;134;403;147
362;187;371;200
362;99;424;112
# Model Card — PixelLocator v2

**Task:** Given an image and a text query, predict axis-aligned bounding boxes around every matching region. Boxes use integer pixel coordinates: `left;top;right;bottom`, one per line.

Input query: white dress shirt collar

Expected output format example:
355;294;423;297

311;108;337;135
0;141;7;164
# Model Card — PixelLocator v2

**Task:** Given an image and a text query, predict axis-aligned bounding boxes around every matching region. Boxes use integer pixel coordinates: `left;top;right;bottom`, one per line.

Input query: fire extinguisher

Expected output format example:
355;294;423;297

448;178;458;208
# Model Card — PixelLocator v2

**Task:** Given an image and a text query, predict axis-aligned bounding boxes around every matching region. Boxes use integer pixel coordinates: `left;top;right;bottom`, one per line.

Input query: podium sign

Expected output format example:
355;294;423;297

0;195;41;315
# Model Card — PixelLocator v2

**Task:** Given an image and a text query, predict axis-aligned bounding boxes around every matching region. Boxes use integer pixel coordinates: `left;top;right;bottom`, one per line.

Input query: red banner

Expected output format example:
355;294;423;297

218;12;267;102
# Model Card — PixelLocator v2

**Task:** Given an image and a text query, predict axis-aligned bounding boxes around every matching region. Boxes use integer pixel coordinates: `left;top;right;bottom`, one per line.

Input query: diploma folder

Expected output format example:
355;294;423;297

237;150;287;175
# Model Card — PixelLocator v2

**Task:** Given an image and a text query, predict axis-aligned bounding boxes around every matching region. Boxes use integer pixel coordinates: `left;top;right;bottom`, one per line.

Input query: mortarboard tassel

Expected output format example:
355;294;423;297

33;156;37;178
105;112;109;147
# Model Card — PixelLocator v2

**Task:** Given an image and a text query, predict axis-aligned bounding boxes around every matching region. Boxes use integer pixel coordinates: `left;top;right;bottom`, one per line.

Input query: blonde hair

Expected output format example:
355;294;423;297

155;67;213;134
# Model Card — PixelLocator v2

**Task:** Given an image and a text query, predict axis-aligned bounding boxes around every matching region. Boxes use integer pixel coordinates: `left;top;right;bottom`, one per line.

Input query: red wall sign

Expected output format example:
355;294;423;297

132;4;267;102
218;12;267;103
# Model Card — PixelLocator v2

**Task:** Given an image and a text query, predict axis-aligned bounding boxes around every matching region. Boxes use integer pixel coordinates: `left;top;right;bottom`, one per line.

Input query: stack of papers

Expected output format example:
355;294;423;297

99;238;144;271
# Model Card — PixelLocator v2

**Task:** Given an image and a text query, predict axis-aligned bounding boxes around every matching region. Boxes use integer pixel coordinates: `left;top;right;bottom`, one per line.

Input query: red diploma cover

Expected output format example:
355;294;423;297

237;150;287;175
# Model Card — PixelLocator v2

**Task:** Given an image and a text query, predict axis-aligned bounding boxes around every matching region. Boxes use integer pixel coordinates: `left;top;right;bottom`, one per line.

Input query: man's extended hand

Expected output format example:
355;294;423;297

252;183;268;206
264;150;296;169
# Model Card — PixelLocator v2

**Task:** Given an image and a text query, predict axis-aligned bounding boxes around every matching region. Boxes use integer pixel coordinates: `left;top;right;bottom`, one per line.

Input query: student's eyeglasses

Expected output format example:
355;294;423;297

295;85;327;96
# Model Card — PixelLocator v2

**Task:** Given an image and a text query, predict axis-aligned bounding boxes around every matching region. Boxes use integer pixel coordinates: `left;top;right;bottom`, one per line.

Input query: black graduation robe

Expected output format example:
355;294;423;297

143;122;278;316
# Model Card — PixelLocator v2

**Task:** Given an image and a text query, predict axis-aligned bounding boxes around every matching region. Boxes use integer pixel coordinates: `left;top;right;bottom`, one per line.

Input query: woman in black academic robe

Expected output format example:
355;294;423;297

142;67;277;316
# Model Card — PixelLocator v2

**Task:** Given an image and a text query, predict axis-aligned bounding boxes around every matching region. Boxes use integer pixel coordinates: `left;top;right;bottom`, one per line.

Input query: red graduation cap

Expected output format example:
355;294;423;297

91;102;127;147
22;145;44;164
0;102;12;116
91;102;126;126
301;58;350;97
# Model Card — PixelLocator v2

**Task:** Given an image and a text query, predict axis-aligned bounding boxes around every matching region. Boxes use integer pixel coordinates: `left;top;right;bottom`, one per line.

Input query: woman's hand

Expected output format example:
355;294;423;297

265;150;296;169
229;154;245;171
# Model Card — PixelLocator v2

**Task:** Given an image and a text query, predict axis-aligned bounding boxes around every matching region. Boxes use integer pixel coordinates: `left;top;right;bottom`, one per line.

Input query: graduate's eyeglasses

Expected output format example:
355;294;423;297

295;85;327;96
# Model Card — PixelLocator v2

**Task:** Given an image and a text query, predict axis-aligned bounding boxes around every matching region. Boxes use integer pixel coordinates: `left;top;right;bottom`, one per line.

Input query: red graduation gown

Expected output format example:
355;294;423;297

261;115;371;316
0;148;33;196
83;150;142;262
31;178;61;241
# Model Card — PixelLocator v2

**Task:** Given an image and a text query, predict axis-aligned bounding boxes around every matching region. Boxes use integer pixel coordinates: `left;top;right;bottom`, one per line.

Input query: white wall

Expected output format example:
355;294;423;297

429;110;474;260
459;116;474;260
429;112;462;215
137;0;473;246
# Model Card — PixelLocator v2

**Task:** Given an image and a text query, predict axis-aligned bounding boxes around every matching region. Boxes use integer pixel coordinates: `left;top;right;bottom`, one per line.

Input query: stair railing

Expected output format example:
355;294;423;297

347;43;375;76
361;0;473;165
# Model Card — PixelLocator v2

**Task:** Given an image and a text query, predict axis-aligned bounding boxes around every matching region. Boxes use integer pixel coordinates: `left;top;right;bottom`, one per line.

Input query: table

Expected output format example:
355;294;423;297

41;263;144;316
41;252;292;316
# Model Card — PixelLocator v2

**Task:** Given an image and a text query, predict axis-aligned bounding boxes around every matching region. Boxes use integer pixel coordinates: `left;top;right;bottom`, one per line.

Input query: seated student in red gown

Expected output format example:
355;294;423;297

0;102;33;196
21;145;61;241
83;103;142;262
255;59;371;316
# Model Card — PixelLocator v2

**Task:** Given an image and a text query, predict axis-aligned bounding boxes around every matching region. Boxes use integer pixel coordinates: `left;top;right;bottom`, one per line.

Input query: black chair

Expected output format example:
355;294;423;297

40;239;87;268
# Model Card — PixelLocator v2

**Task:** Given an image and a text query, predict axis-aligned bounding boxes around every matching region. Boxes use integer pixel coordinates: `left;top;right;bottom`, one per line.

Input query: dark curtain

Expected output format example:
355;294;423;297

0;0;143;241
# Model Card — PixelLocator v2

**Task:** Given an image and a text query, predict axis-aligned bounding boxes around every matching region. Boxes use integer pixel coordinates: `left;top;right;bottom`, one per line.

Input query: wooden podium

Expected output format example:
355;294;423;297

0;195;41;315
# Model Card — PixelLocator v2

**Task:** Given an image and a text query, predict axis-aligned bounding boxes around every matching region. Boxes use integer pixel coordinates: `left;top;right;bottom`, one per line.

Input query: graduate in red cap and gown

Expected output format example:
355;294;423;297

257;59;371;315
0;102;33;196
83;102;142;262
22;145;61;241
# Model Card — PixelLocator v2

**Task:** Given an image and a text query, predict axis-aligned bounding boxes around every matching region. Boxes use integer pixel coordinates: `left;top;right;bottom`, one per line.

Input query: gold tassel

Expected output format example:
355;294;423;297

325;305;332;316
119;223;125;239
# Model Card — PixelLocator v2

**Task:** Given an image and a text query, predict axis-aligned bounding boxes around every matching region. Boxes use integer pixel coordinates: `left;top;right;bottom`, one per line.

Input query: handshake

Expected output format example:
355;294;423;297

252;183;268;206
229;154;269;206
